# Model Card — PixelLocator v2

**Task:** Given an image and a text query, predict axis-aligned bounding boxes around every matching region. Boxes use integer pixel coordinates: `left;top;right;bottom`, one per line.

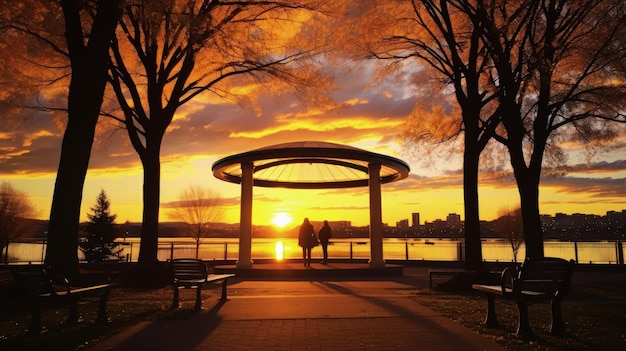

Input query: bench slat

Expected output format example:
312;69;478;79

207;274;236;281
64;284;117;296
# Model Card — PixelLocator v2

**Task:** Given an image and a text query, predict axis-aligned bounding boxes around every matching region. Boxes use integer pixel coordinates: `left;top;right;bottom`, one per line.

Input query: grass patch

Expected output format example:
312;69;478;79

0;287;206;351
410;282;626;351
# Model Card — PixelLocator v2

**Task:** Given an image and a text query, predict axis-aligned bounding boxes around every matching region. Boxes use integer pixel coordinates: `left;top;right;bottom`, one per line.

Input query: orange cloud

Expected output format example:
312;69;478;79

23;130;55;147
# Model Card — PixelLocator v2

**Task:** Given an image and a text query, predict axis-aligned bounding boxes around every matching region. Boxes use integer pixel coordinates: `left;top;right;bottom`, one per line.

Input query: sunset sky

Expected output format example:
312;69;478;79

1;0;625;231
2;59;625;230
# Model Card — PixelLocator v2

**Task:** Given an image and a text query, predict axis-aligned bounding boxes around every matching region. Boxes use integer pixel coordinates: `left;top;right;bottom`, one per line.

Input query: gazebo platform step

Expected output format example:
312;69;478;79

213;261;403;280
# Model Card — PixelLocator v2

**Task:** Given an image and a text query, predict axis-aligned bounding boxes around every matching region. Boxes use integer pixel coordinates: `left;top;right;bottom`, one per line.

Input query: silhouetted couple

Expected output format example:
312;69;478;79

298;218;332;267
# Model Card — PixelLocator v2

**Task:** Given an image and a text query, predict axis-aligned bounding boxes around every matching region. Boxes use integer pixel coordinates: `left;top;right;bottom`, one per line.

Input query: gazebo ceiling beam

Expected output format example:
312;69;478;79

253;158;369;174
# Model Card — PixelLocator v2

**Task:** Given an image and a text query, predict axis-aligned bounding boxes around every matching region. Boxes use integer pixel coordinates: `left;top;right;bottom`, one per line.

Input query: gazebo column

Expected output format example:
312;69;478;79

368;162;385;268
237;161;254;269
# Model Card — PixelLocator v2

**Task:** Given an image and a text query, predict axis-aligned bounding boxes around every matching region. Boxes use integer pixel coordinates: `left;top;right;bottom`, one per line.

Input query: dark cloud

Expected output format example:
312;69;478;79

540;198;626;206
161;195;240;208
542;176;626;197
0;110;62;173
390;173;464;191
568;160;626;173
307;205;369;211
1;137;58;174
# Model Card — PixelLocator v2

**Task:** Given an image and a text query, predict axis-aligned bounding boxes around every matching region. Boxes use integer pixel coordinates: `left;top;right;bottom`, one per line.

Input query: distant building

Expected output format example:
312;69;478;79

447;213;461;226
607;210;626;225
309;220;354;238
411;213;420;228
396;219;409;229
432;219;447;230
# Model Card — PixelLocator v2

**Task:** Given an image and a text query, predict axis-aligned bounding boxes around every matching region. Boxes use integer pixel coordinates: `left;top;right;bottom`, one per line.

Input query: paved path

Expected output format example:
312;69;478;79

88;267;506;351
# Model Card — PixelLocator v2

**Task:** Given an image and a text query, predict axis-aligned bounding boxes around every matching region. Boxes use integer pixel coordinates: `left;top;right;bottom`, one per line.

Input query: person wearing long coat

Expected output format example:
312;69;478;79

318;220;332;264
298;218;317;267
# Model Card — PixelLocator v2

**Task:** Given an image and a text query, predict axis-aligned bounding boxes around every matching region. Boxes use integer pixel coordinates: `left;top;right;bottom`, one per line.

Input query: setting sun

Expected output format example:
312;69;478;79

271;212;293;228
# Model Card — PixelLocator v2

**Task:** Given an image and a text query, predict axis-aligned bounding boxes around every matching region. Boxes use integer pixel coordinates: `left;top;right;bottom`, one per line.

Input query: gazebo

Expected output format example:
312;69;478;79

212;141;410;268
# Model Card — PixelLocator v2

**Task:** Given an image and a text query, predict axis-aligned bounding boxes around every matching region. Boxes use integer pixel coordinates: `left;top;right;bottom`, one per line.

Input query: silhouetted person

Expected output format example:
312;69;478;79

318;220;331;264
298;217;317;267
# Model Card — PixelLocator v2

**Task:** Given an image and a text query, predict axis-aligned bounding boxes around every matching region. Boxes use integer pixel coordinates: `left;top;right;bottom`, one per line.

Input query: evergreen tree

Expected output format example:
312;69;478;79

79;190;121;262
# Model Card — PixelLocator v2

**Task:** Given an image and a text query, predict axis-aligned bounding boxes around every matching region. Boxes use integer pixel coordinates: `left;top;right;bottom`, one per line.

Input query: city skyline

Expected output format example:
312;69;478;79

119;207;626;229
15;206;626;242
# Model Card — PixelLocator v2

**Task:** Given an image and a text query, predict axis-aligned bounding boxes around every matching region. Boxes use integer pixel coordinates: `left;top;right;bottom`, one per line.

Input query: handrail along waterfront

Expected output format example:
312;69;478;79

2;238;624;265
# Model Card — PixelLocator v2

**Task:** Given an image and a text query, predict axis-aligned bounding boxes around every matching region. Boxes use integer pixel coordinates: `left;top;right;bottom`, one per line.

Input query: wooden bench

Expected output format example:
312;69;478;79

472;257;574;338
11;266;118;334
167;258;235;310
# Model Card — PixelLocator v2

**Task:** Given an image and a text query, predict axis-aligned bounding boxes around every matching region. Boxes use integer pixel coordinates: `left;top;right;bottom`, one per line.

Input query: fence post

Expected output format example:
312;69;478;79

574;241;579;264
349;241;353;260
41;240;46;264
224;242;228;261
617;241;624;265
405;242;409;261
170;242;174;260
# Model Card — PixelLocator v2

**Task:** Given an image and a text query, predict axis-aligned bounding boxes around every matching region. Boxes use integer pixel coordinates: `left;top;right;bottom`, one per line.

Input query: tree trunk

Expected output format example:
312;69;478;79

123;130;169;288
459;91;485;271
517;168;544;258
463;143;483;271
45;0;121;278
137;145;161;265
508;141;545;259
45;111;97;277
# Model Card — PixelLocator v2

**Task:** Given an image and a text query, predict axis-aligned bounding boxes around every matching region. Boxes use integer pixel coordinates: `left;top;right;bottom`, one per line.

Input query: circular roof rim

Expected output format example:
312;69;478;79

212;141;410;169
212;141;410;188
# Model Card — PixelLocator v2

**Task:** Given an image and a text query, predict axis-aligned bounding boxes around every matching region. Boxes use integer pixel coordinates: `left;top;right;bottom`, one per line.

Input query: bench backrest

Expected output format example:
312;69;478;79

515;257;574;295
168;258;207;282
12;267;55;296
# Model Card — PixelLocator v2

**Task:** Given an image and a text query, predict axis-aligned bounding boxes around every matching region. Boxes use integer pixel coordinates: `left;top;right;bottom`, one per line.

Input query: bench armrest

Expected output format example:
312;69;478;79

50;274;71;296
500;267;515;297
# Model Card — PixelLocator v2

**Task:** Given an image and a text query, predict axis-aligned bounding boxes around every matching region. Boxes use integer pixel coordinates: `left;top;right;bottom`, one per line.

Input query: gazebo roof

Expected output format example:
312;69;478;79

212;141;410;189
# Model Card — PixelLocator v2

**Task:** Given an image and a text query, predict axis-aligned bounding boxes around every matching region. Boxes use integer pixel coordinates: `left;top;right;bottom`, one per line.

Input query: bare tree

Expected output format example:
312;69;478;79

166;185;224;259
0;182;39;263
494;206;524;263
477;0;626;257
1;0;122;278
348;0;626;261
104;0;335;269
342;0;502;270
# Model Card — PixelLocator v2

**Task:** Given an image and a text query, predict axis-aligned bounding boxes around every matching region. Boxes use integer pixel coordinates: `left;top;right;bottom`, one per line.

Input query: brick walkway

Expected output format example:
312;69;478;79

88;268;506;351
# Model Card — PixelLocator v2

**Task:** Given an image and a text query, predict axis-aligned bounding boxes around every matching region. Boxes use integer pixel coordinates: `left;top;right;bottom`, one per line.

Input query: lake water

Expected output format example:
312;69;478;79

3;237;623;265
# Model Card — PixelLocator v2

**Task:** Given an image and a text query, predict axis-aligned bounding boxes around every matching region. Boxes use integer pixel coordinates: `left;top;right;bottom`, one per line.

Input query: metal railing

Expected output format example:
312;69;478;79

2;238;624;265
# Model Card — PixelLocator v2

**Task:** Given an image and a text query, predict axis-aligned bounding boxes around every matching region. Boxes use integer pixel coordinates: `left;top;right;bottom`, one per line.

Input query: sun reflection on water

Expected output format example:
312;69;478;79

275;241;284;261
